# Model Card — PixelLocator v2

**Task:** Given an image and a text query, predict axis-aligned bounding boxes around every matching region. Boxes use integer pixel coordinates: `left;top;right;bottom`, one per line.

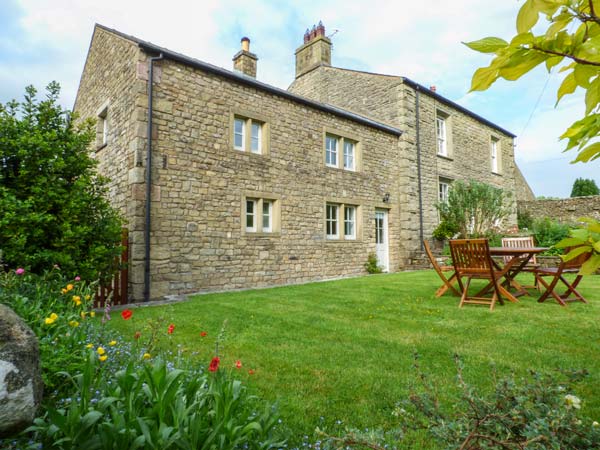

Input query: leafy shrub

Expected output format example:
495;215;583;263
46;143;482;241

0;83;123;280
431;220;458;240
364;253;382;274
437;180;512;238
517;209;534;230
531;217;571;255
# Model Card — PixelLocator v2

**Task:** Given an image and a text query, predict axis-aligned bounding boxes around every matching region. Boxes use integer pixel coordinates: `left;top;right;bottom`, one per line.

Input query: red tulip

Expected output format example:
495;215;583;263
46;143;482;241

121;309;133;320
200;331;207;337
208;356;220;372
167;324;175;334
235;360;242;369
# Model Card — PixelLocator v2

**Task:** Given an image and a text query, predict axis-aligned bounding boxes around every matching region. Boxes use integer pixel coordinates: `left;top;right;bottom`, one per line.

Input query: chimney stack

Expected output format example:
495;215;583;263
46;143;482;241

233;37;258;78
430;85;437;93
295;21;331;78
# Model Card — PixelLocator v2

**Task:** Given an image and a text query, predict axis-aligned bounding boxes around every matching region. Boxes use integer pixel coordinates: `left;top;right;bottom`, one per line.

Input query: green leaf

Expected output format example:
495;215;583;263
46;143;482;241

81;410;103;429
469;66;500;91
585;76;600;114
463;37;508;53
561;245;591;262
571;228;590;241
574;64;597;88
510;32;535;46
572;142;600;163
556;72;577;105
499;52;547;80
580;254;600;275
554;237;584;248
545;56;563;71
517;0;540;34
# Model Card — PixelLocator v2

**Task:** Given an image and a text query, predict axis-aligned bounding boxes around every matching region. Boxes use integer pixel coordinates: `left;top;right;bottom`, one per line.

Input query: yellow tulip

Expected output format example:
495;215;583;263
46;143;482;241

66;284;74;291
86;343;94;349
44;317;55;325
68;320;79;328
61;288;67;294
90;311;96;318
99;355;108;362
143;353;151;360
81;311;87;319
85;295;91;301
72;295;81;302
97;347;106;356
109;340;117;346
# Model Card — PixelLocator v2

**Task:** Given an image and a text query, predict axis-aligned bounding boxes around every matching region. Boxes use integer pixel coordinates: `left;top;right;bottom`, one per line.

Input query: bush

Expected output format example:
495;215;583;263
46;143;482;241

571;178;599;197
364;253;383;274
437;180;512;238
431;220;458;240
517;209;534;230
531;217;571;255
0;83;123;281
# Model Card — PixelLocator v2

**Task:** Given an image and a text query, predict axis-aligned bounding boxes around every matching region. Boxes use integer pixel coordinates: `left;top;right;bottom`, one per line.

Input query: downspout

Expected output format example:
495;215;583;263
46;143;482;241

415;86;424;250
144;52;164;303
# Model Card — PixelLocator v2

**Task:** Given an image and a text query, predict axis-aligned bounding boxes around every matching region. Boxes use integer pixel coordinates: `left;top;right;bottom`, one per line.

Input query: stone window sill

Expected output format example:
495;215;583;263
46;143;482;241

436;154;453;161
96;143;108;152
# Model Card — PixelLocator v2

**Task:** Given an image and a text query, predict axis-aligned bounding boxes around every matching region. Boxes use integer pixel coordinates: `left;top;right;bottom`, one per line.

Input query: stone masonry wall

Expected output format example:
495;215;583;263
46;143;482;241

74;26;150;300
289;67;518;264
518;196;600;223
137;56;403;299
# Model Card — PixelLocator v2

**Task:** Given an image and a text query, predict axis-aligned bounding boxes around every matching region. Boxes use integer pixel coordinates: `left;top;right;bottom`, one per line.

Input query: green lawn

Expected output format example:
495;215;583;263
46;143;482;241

108;271;600;446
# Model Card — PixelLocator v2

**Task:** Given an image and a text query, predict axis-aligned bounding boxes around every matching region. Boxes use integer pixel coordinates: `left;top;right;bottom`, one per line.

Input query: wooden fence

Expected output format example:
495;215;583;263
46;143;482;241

94;228;129;308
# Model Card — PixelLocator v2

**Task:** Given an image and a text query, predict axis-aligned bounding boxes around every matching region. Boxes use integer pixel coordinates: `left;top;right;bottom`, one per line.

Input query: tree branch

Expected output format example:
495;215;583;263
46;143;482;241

530;45;600;66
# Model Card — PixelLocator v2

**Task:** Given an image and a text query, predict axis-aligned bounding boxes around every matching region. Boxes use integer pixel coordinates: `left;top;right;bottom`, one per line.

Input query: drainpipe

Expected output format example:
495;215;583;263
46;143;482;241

415;86;424;250
144;52;164;303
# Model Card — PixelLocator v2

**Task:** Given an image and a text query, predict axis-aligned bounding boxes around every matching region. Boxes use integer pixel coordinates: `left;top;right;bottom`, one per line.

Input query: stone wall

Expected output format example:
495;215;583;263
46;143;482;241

518;196;600;223
290;67;518;263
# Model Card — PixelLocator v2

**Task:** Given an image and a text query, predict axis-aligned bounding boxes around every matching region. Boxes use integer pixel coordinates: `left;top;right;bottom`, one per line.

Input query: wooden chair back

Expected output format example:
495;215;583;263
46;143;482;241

449;239;494;277
423;240;460;297
501;236;537;265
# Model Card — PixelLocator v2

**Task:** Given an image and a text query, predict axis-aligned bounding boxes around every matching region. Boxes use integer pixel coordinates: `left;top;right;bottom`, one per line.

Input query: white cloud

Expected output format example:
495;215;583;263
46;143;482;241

3;0;598;197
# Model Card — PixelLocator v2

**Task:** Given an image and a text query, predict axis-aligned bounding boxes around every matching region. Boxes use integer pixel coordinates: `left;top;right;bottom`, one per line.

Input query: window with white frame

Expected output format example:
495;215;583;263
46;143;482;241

491;138;500;173
325;135;338;167
326;202;360;240
244;196;279;234
439;180;450;205
233;115;265;154
343;141;355;170
325;132;359;171
344;205;356;239
326;203;339;239
436;116;447;156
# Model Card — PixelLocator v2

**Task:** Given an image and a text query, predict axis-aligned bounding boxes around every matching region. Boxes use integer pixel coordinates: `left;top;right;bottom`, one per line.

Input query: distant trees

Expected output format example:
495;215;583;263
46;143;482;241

570;178;600;197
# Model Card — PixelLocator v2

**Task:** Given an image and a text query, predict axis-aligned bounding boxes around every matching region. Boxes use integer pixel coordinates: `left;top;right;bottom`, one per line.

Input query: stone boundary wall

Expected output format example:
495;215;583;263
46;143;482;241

518;195;600;223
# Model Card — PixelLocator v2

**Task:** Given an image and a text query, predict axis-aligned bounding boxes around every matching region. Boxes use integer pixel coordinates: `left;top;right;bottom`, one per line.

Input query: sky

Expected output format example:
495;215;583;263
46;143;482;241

1;0;598;198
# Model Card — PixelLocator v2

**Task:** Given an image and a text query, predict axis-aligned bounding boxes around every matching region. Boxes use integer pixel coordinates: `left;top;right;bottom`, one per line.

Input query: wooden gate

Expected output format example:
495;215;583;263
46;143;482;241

94;228;129;308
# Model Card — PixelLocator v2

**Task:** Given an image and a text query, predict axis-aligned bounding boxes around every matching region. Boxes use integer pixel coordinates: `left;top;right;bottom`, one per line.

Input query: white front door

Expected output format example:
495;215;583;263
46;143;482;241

375;210;389;272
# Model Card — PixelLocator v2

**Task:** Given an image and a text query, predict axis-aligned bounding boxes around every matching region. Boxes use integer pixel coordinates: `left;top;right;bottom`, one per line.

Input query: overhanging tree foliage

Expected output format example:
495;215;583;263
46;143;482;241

465;0;600;163
0;82;123;280
437;180;513;238
571;177;600;196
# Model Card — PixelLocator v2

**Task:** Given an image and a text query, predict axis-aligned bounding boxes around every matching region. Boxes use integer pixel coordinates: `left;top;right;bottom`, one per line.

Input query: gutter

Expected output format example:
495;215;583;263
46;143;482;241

415;87;424;250
144;53;164;303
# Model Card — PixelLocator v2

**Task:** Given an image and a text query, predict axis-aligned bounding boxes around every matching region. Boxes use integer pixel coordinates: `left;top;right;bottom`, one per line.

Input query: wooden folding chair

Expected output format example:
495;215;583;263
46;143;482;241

423;240;460;297
534;247;590;306
449;239;505;311
501;236;539;290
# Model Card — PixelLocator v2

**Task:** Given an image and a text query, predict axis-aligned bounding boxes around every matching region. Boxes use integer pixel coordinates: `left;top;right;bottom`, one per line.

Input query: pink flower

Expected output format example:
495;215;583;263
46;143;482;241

75;276;81;281
15;268;25;276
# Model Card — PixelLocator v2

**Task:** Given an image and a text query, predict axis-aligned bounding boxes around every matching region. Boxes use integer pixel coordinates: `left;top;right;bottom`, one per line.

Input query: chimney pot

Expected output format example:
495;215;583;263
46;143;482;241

430;85;437;92
241;37;250;52
304;28;310;43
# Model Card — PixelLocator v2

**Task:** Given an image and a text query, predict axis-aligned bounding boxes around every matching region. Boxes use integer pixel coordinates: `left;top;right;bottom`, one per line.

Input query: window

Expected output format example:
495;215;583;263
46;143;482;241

324;132;359;171
233;115;265;154
344;205;356;239
439;180;450;204
326;204;339;239
97;106;108;148
343;141;355;170
246;199;257;232
436;116;447;156
262;200;272;232
491;138;500;173
243;195;280;234
325;135;338;167
326;202;360;240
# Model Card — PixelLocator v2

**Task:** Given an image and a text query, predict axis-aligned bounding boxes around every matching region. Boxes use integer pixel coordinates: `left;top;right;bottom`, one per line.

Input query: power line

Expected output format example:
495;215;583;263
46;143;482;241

519;69;552;139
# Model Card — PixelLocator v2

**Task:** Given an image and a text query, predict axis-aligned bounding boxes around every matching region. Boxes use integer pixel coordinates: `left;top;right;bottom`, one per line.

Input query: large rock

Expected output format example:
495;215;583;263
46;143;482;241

0;304;43;438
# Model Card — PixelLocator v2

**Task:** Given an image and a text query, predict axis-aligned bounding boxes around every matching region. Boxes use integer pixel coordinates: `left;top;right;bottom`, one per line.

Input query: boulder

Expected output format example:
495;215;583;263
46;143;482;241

0;304;43;438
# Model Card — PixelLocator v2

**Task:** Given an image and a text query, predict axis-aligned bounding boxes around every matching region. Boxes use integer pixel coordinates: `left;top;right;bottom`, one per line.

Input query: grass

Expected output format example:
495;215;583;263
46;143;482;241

108;271;600;446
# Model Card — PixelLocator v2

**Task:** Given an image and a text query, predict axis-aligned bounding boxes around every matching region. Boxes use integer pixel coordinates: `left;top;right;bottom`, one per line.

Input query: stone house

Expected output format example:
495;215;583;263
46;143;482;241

74;23;528;301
